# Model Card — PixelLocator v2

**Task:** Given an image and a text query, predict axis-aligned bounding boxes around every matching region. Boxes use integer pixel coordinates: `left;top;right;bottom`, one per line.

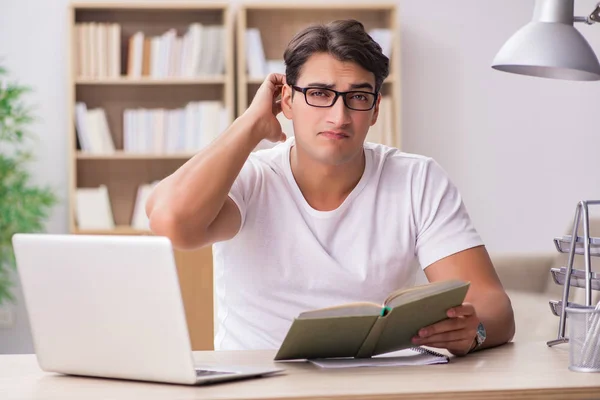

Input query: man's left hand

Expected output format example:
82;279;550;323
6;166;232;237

411;302;479;357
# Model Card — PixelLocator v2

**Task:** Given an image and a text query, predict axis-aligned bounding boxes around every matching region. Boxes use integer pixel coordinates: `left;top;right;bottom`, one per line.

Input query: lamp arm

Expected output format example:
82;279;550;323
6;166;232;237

574;2;600;25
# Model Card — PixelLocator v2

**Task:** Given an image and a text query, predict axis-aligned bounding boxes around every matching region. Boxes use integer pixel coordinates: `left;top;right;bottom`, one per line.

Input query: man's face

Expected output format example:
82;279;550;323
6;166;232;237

282;52;380;166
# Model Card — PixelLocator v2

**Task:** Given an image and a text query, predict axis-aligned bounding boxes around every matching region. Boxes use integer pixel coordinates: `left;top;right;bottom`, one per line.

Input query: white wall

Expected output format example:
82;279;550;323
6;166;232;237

1;0;600;353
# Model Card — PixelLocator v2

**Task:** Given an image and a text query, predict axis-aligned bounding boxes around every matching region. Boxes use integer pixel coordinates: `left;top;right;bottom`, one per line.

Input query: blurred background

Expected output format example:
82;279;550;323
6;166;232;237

1;0;599;354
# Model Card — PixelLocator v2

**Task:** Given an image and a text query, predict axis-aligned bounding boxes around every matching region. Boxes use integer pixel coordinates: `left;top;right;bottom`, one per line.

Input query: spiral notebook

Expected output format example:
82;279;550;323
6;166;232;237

308;347;449;369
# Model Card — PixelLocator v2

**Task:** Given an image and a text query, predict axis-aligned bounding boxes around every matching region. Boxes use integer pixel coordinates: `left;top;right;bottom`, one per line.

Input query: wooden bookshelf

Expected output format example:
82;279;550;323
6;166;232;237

236;2;402;148
67;1;235;351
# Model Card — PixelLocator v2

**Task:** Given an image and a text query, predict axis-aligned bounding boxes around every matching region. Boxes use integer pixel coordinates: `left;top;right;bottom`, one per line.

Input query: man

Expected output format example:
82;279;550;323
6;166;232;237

145;19;515;356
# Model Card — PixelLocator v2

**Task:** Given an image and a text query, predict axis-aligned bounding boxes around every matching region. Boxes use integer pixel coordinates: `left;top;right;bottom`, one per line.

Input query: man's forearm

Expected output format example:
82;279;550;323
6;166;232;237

474;290;515;350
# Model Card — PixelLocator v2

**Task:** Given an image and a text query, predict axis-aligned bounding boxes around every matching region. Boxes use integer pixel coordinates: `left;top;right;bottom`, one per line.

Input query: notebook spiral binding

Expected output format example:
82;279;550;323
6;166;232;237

410;346;449;360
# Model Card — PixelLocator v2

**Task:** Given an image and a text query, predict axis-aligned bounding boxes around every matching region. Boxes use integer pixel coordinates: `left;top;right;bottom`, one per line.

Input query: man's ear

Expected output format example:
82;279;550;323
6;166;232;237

370;93;382;126
281;84;293;120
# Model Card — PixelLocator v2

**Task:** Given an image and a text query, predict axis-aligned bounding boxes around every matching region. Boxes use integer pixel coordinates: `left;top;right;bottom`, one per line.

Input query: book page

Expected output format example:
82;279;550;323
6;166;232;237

383;280;469;309
298;302;381;319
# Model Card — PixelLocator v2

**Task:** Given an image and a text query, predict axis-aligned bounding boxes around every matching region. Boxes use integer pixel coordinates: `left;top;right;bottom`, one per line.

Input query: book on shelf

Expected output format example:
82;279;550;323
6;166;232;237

127;23;225;79
75;22;121;79
74;22;225;79
244;28;285;80
75;185;115;230
245;28;268;79
75;182;159;232
123;101;228;154
75;102;115;154
274;279;469;361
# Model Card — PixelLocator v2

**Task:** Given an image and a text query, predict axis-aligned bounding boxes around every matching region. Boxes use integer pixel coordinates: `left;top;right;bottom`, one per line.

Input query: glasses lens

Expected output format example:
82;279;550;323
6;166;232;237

304;88;337;107
345;92;376;110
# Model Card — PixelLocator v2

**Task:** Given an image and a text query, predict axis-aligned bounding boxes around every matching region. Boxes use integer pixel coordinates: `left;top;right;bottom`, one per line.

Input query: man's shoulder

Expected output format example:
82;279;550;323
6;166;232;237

364;141;435;174
245;139;290;169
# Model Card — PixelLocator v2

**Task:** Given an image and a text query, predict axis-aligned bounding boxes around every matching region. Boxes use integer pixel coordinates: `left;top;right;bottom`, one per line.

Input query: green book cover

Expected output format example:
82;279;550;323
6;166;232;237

274;279;470;361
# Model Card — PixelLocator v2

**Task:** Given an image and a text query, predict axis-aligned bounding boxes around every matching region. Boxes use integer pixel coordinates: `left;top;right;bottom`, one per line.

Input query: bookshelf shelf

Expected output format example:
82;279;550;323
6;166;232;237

237;3;402;148
71;2;229;10
75;77;227;85
76;151;196;160
68;1;233;352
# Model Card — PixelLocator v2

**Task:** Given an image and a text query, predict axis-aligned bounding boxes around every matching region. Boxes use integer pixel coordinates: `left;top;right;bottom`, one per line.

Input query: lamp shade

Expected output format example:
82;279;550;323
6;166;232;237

492;0;600;81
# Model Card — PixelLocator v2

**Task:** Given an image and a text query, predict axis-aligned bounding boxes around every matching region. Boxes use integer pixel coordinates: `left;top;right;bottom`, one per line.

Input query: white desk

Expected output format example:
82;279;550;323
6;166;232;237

2;341;600;400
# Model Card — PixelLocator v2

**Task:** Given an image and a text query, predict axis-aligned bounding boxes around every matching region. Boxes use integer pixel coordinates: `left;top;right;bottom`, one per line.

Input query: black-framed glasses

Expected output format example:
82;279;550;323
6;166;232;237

291;85;378;111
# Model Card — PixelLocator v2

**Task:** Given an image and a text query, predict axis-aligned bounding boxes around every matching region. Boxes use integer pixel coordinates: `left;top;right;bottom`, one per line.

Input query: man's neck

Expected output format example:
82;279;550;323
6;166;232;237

289;144;366;212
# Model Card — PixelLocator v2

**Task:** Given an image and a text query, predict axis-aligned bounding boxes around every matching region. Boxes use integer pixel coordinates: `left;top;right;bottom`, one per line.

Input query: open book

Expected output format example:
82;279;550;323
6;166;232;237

274;279;470;361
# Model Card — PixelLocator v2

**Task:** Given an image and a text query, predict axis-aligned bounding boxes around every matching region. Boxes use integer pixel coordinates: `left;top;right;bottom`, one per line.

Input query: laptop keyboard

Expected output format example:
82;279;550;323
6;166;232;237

195;369;236;377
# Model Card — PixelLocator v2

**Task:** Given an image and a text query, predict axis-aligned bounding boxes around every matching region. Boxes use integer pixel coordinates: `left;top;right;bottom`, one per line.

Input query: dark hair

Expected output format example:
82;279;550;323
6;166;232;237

283;19;389;93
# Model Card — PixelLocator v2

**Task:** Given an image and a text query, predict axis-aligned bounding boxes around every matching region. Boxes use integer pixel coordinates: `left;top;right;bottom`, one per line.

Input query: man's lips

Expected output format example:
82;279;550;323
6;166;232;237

319;131;350;139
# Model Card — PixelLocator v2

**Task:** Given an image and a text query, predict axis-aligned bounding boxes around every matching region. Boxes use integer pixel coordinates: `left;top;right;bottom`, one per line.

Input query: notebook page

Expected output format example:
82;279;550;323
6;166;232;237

308;347;449;369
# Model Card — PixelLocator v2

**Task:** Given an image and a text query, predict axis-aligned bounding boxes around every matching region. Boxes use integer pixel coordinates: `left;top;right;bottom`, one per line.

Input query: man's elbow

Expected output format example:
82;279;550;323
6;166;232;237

503;293;516;343
147;209;205;251
491;291;516;346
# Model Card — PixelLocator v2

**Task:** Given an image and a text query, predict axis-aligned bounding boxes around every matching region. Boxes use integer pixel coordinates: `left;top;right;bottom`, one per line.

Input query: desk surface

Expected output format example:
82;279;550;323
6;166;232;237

2;341;600;400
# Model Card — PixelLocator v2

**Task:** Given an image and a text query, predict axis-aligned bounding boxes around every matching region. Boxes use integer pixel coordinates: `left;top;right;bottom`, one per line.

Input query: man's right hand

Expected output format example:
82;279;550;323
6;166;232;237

244;73;288;143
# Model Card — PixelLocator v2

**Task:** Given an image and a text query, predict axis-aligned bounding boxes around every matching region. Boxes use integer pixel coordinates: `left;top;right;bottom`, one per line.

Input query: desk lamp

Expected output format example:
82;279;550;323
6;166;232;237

492;0;600;81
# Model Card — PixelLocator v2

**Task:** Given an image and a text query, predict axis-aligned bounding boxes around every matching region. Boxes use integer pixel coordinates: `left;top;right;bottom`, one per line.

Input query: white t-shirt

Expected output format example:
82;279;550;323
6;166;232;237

212;137;483;351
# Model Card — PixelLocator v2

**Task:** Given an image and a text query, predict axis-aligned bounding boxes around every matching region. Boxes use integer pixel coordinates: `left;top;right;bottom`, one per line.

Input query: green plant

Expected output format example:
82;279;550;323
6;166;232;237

0;64;58;305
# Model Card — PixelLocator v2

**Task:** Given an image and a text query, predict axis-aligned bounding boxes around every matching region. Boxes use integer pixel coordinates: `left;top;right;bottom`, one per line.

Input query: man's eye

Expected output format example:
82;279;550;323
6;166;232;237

308;90;330;97
350;94;368;101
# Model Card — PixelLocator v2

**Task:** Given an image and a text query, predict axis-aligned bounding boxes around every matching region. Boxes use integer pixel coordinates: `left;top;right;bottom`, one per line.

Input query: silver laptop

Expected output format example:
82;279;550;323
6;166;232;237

12;233;284;385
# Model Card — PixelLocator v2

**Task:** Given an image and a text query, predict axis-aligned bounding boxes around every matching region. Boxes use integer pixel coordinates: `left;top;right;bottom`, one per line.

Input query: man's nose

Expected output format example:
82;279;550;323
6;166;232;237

327;95;351;126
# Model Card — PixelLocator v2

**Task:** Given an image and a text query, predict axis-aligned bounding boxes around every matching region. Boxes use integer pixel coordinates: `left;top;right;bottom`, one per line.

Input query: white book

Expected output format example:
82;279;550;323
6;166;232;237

161;29;176;78
74;102;91;152
75;24;83;78
171;36;183;78
110;23;121;77
150;109;161;153
75;185;115;230
186;101;203;151
187;23;204;77
79;24;90;78
97;108;115;153
199;101;223;148
88;22;97;78
97;23;107;78
128;31;144;78
150;36;161;78
84;109;105;154
144;109;153;152
177;108;186;151
123;109;132;152
245;28;267;79
213;26;226;75
197;25;215;76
